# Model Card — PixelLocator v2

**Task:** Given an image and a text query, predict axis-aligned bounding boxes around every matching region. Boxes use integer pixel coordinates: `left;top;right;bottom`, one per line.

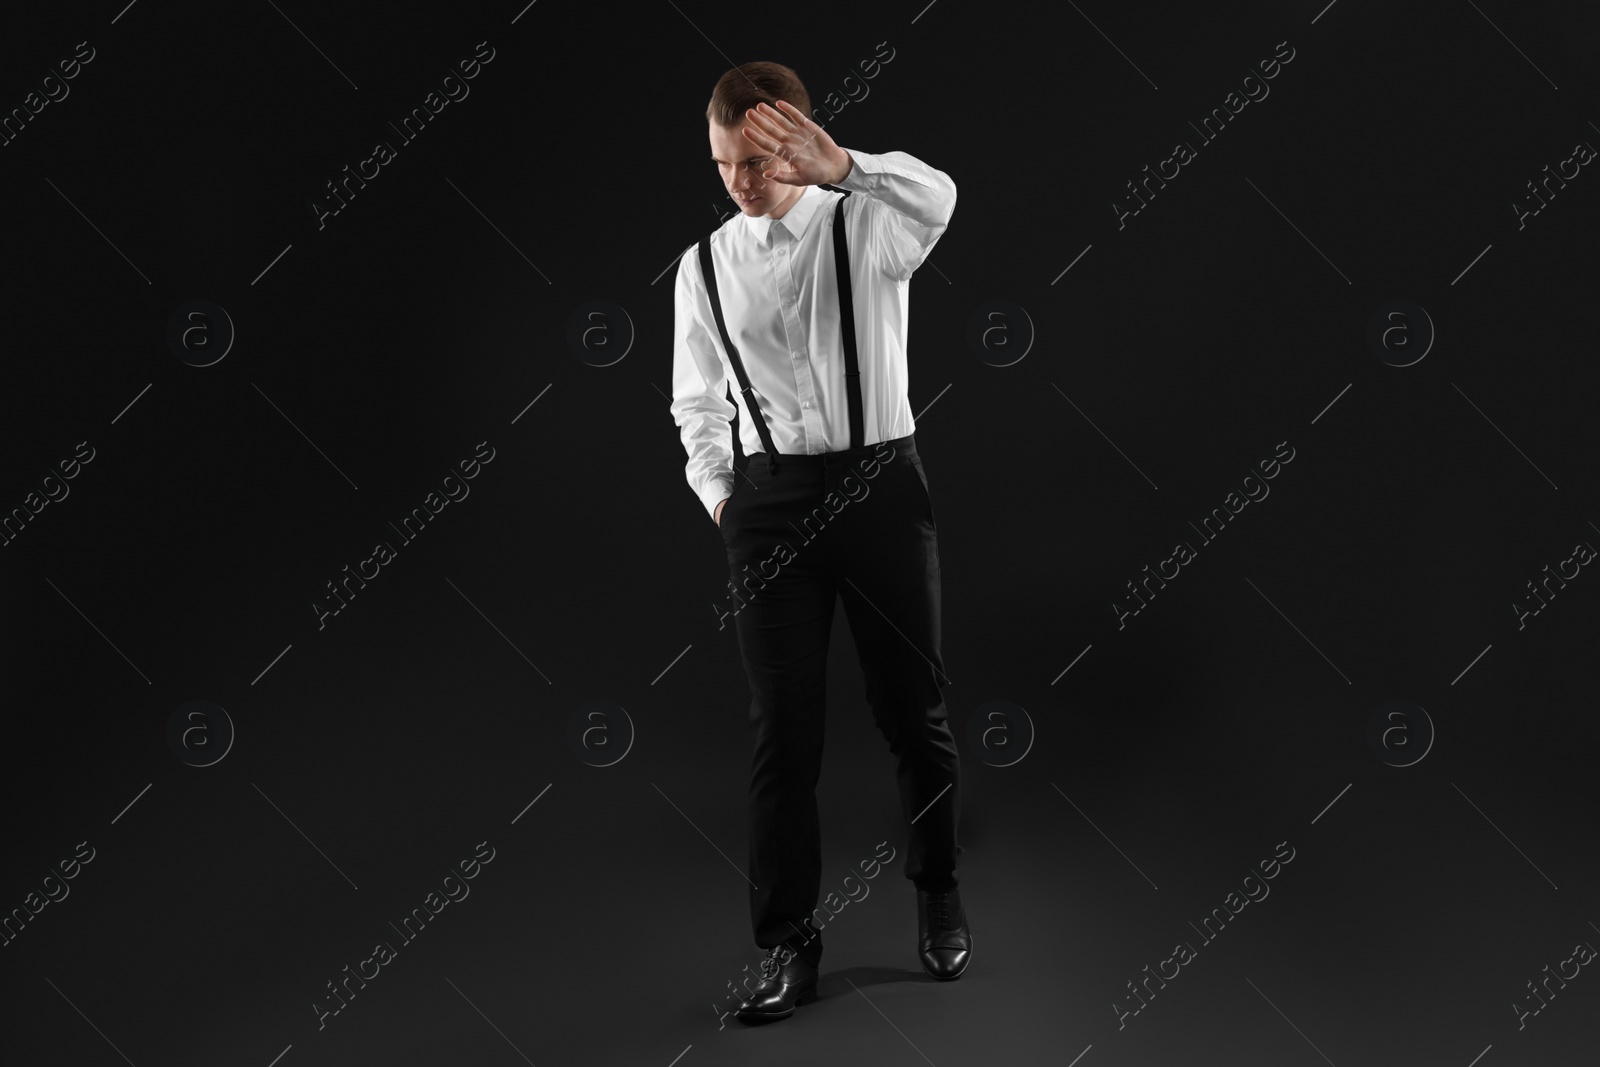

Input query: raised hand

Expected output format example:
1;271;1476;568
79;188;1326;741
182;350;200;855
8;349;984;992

741;101;853;187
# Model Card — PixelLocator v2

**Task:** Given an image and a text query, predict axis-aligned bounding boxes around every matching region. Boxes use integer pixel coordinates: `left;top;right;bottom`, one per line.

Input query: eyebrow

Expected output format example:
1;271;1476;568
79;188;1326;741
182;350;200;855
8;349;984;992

710;154;768;163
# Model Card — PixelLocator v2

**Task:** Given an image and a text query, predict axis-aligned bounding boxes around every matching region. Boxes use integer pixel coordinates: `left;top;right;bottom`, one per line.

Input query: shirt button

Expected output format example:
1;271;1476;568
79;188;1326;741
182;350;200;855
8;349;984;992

803;401;811;408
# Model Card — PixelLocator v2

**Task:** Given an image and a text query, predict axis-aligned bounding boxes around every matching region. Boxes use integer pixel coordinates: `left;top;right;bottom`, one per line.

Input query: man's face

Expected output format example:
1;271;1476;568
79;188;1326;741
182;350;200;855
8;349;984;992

709;118;803;219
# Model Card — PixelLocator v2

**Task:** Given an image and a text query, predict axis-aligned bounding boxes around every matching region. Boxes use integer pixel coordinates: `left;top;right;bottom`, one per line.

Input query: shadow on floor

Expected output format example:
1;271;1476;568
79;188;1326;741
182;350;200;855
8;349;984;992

813;963;936;999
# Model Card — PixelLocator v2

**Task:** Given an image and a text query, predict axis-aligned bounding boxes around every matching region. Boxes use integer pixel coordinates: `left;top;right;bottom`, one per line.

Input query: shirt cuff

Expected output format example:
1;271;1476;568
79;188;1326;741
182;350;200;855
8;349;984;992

702;476;735;520
834;147;866;188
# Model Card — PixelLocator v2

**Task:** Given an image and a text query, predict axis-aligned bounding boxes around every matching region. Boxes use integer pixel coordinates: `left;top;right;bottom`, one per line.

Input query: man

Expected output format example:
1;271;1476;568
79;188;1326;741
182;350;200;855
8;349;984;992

669;61;968;1023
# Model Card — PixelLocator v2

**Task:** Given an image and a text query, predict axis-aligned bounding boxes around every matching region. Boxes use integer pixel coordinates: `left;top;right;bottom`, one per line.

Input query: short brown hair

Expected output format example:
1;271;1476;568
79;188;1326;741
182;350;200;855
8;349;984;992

705;61;812;128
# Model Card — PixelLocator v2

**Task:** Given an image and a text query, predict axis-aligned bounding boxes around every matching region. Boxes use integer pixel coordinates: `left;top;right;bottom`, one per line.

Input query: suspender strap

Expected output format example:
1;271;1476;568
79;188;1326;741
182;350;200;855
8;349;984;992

827;188;864;451
696;188;863;475
699;235;782;474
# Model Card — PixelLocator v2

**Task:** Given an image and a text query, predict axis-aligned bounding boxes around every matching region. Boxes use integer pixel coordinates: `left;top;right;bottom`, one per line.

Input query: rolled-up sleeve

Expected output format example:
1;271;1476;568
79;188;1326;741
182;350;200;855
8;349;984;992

670;243;738;519
833;147;957;282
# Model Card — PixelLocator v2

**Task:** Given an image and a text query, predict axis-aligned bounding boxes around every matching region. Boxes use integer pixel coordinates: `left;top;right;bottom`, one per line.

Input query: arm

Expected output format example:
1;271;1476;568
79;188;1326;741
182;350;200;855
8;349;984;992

669;245;737;522
739;102;957;284
833;147;958;281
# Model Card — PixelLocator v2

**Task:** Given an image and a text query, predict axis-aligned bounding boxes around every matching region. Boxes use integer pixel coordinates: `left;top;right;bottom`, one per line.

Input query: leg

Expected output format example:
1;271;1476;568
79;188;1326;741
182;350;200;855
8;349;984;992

830;445;962;891
722;458;836;966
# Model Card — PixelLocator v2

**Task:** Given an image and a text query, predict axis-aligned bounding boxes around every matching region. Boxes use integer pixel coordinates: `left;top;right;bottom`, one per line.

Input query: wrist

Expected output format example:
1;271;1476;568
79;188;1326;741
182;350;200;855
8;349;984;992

834;151;854;185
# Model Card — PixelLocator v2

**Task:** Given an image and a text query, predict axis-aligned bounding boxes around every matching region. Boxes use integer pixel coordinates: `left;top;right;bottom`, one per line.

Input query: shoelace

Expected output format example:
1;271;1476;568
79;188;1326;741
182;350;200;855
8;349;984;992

758;945;789;980
925;891;954;931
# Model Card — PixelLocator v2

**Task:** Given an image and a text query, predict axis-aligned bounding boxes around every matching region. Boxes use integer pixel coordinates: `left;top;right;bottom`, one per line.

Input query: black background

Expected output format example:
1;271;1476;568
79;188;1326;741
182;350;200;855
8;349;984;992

3;1;1598;1064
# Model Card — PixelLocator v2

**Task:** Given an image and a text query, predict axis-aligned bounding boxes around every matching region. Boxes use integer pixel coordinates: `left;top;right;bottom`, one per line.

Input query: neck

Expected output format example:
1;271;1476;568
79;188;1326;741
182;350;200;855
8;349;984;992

766;187;802;220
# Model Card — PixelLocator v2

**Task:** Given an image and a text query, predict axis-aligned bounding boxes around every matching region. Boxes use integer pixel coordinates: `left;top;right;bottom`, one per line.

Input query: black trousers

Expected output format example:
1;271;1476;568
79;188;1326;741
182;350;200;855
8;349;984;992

717;432;962;968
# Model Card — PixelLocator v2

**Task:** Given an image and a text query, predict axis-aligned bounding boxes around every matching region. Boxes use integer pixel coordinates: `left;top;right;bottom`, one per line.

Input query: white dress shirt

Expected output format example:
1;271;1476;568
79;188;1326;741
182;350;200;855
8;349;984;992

670;147;958;519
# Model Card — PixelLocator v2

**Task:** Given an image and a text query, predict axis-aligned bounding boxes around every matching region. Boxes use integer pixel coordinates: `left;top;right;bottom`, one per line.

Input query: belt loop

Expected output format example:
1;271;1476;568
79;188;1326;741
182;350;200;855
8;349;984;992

766;453;778;476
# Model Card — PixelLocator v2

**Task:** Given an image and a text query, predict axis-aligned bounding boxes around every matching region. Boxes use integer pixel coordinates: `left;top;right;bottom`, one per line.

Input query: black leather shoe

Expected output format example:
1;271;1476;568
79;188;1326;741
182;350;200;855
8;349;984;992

734;945;818;1022
916;887;972;979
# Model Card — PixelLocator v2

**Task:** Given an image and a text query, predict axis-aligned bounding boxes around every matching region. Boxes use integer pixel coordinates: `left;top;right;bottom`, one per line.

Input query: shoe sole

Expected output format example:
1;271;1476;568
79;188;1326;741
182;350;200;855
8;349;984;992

735;987;817;1021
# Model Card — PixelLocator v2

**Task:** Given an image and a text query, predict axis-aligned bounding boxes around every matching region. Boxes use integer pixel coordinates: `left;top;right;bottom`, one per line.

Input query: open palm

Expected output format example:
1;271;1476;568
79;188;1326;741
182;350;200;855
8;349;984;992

741;101;852;187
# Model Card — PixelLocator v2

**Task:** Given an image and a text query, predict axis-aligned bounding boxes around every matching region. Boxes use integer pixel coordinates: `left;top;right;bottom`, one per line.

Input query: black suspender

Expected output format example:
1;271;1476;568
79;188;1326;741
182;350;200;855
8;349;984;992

697;188;863;475
827;188;866;452
698;235;781;474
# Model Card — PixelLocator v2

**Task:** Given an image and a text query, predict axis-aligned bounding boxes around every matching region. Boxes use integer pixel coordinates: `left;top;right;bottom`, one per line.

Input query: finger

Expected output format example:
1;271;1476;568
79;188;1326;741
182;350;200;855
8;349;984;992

748;107;801;156
772;99;815;129
742;104;786;141
773;102;827;152
754;101;801;132
780;107;827;154
741;122;781;155
748;137;792;178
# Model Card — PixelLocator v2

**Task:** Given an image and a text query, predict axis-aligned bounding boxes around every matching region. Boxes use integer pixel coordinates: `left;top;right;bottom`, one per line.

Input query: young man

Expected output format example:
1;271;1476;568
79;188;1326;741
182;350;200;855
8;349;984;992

669;61;967;1022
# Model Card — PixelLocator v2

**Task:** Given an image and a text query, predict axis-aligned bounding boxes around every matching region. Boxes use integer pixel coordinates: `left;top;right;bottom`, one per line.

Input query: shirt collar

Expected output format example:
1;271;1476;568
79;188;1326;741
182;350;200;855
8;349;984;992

745;184;828;247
